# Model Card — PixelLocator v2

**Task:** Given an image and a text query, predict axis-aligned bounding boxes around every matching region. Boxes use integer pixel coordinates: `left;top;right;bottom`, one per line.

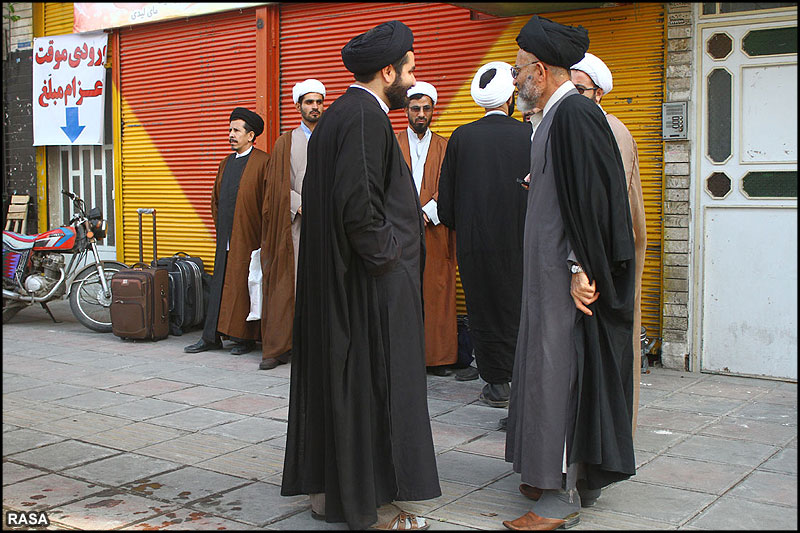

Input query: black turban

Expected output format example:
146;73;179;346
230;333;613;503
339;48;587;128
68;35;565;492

341;20;414;75
229;107;264;137
516;15;589;70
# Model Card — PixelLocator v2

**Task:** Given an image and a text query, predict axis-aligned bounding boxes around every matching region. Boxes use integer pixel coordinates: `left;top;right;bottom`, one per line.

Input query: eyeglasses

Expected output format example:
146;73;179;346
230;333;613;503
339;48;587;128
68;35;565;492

408;105;432;113
511;60;542;79
574;84;599;95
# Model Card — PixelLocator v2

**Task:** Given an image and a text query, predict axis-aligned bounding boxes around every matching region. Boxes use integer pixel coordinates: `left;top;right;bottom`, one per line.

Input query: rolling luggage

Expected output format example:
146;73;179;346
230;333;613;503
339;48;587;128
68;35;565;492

109;208;169;340
154;252;207;336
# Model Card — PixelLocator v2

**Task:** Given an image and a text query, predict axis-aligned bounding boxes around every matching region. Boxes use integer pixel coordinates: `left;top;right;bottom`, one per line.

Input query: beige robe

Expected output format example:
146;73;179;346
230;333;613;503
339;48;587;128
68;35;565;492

397;130;458;367
211;148;268;341
260;132;296;360
607;113;647;435
288;126;307;280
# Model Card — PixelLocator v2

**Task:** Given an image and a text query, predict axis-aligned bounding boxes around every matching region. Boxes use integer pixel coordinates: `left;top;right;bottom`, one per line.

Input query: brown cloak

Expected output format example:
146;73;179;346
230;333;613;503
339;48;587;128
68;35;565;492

211;147;269;341
397;130;458;367
607;112;647;435
260;132;296;360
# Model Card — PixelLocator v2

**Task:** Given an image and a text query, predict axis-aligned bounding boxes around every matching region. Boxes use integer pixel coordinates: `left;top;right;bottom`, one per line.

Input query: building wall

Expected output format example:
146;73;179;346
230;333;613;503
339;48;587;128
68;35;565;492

2;2;37;233
661;2;694;370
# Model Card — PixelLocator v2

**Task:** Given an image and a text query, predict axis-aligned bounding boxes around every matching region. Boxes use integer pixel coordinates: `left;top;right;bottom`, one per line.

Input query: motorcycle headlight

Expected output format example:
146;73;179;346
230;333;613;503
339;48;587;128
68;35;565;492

92;219;107;240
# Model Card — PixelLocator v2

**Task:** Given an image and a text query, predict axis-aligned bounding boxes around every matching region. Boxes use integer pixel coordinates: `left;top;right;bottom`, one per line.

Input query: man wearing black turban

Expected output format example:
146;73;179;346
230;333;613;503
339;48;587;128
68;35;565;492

503;15;637;531
281;20;441;531
184;107;268;357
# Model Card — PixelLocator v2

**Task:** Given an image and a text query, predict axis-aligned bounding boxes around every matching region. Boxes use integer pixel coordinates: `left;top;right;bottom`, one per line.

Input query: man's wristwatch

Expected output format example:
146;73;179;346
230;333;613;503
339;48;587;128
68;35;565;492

570;262;584;275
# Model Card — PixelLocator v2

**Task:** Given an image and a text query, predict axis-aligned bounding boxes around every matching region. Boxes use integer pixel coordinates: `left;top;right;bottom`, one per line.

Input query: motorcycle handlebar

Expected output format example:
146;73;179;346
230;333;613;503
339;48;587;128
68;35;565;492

61;189;76;199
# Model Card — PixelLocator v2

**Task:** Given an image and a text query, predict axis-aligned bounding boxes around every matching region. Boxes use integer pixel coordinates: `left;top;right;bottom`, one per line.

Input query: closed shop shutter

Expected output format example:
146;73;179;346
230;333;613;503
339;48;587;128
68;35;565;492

280;3;664;337
117;9;258;269
43;2;73;36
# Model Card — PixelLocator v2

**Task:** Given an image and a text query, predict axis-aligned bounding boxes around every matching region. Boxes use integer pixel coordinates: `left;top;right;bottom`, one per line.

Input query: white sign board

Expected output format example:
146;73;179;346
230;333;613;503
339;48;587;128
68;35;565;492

33;32;108;146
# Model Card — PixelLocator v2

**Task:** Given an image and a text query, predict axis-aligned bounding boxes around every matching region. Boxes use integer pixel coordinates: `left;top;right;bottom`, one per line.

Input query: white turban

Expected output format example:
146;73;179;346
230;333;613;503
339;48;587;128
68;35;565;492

470;61;515;109
571;52;613;94
407;81;438;106
292;78;326;104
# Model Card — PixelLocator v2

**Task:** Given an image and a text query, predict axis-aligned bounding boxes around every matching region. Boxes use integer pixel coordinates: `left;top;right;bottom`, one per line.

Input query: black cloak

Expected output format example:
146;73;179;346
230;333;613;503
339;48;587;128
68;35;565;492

550;93;637;489
281;86;440;529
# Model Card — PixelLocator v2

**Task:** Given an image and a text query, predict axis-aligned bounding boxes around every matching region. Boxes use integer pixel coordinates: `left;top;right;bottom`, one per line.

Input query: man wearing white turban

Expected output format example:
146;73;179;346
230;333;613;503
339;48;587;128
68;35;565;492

438;61;532;413
397;81;457;376
571;53;647;439
258;79;326;372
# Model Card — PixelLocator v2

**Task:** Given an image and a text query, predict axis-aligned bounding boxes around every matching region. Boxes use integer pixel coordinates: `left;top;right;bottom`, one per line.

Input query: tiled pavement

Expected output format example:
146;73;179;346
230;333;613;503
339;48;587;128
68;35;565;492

2;300;796;530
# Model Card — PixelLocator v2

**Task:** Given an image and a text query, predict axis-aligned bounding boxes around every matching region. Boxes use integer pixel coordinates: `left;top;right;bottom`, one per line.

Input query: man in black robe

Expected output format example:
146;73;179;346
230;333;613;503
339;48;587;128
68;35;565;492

437;61;531;410
281;20;441;531
502;15;636;531
185;107;267;356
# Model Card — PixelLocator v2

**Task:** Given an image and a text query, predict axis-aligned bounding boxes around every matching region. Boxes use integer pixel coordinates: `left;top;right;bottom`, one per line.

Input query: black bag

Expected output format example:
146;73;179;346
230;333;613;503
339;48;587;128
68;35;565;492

153;252;206;336
454;314;475;369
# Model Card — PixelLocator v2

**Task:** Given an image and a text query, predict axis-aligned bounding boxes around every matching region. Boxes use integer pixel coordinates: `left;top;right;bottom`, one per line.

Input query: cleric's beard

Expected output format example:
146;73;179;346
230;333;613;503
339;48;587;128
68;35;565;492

516;76;542;113
386;78;411;110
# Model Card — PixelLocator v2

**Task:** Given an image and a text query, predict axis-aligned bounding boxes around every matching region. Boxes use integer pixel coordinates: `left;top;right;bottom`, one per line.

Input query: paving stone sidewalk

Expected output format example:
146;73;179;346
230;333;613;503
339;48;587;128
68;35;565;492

2;300;796;530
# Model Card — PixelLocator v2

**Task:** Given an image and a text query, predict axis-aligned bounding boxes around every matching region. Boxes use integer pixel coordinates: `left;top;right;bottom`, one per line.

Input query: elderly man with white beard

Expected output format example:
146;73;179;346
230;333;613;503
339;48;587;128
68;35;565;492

502;15;637;531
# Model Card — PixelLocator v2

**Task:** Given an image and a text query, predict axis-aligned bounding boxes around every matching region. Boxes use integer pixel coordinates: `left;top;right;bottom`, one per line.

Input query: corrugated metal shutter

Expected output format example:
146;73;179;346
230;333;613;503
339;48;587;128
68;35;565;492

117;9;257;269
43;2;73;36
279;3;663;337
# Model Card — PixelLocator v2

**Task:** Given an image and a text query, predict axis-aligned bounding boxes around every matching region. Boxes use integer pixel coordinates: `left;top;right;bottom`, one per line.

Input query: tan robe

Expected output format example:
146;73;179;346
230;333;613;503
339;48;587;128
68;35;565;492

211;148;268;341
288;127;307;279
607;113;647;435
397;130;458;367
260;132;296;360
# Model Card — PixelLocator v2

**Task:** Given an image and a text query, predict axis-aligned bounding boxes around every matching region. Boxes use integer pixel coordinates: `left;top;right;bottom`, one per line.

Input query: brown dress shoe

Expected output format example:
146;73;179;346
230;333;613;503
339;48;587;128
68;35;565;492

503;511;579;530
519;483;543;501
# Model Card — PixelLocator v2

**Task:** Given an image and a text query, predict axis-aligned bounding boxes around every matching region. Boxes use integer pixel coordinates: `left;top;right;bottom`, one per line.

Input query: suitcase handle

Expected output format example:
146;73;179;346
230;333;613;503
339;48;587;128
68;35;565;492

136;208;157;264
131;262;149;270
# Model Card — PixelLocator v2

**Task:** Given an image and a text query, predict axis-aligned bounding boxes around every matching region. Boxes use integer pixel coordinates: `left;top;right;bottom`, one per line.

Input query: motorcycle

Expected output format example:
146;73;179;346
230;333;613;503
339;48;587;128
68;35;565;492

2;190;127;332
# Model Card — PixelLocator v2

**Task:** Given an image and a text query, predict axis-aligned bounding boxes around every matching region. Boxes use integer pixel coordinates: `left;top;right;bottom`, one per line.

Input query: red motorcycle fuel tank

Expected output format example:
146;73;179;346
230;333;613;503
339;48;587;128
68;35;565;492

33;227;77;251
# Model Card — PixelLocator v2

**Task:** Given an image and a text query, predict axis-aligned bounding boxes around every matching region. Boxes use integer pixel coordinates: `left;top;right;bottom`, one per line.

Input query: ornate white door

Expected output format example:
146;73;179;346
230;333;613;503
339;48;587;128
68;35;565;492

695;15;797;380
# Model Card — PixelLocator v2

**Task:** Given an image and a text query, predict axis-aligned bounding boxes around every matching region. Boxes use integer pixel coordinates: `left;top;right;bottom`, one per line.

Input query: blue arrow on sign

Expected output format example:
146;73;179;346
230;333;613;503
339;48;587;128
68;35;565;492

61;107;85;143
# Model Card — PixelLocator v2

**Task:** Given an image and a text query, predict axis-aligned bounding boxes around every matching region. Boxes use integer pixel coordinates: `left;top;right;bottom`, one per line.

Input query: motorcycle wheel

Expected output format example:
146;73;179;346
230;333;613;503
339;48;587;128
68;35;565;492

2;299;25;323
69;261;128;333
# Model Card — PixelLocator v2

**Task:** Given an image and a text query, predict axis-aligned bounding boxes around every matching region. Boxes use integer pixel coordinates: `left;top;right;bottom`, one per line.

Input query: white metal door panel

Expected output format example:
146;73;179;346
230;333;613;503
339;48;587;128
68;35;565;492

701;207;797;379
741;64;797;163
696;15;797;380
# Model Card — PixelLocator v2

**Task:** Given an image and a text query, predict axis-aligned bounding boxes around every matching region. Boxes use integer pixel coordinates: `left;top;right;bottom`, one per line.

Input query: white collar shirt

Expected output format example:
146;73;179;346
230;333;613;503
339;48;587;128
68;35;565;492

299;121;313;140
235;145;253;158
350;84;389;114
406;126;431;194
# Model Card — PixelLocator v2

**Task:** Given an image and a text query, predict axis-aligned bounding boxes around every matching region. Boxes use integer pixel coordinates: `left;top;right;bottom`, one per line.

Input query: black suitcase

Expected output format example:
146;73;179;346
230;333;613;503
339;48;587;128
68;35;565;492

154;252;207;336
110;209;169;340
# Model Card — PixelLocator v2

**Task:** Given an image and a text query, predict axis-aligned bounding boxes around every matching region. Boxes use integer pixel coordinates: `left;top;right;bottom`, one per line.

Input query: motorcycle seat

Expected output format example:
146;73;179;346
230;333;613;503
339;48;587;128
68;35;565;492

2;231;36;251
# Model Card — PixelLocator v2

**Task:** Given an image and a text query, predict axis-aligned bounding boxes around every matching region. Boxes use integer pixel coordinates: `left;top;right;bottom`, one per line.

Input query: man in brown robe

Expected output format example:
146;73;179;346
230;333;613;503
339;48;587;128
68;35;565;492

259;79;326;371
184;107;267;356
396;81;457;375
571;52;647;435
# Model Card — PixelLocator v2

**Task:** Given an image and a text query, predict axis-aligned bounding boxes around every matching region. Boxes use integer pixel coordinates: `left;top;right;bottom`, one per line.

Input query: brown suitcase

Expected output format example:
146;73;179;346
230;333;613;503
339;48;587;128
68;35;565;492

110;209;169;340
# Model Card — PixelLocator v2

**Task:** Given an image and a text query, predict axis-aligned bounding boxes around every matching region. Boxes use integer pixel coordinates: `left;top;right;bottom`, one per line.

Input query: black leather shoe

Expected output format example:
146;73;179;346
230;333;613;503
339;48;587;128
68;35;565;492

479;382;510;408
230;341;255;355
259;350;290;370
455;366;480;381
499;416;508;431
427;365;452;376
184;338;222;353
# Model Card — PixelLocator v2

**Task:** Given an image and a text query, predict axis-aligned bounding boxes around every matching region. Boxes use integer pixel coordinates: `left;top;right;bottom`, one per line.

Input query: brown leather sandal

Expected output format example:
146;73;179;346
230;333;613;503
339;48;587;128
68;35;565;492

371;511;430;530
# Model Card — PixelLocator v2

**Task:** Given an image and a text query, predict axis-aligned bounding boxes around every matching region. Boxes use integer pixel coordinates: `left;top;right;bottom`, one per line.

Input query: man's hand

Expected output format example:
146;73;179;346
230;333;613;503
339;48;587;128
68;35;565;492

422;211;430;225
297;206;302;215
571;271;599;316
